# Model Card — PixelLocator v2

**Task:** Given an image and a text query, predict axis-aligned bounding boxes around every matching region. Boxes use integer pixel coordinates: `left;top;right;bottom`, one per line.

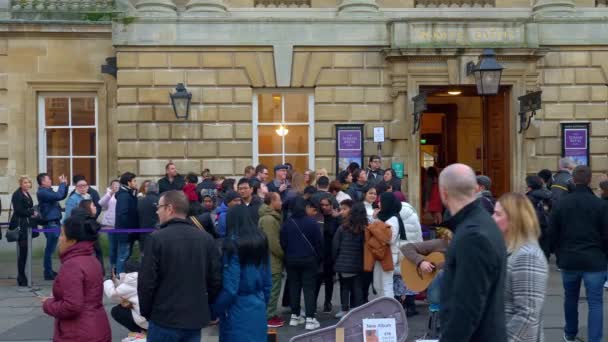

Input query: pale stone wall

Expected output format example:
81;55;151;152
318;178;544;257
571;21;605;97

0;27;113;220
291;49;398;176
115;48;276;179
534;49;608;186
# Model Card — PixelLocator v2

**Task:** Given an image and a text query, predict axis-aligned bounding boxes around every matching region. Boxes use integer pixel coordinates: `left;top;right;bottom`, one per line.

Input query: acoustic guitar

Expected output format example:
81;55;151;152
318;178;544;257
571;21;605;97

400;252;445;292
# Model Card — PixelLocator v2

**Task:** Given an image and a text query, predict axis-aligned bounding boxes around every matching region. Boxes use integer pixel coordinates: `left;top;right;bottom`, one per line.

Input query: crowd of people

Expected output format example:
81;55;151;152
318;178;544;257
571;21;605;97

4;156;608;342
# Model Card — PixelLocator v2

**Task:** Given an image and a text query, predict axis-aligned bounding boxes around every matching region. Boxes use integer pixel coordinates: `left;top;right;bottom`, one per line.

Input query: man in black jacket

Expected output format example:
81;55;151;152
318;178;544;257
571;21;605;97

267;164;291;200
438;163;507;342
551;157;575;206
158;162;185;194
115;172;139;274
549;165;608;342
138;190;222;341
365;155;383;186
238;178;262;224
137;181;159;253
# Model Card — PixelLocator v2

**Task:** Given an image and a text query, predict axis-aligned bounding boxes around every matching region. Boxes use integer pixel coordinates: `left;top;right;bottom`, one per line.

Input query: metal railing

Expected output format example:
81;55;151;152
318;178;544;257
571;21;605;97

415;0;495;7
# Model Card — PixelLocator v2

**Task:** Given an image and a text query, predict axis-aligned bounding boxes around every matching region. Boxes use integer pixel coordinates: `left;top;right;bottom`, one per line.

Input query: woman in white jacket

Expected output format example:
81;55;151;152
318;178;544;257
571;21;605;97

373;192;402;298
104;261;148;336
393;200;423;316
99;180;119;274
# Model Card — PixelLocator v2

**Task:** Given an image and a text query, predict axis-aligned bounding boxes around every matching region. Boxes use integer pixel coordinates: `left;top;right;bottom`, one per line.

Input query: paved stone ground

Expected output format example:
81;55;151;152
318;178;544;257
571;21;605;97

0;240;605;341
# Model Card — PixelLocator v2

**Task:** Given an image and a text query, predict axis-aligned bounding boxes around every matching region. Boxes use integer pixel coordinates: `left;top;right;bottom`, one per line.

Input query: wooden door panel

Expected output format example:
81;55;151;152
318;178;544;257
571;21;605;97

484;88;510;198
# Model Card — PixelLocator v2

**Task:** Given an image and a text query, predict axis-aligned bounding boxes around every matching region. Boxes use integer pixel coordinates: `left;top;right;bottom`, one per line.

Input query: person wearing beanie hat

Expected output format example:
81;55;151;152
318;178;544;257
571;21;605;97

216;191;241;238
475;175;496;214
267;164;291;200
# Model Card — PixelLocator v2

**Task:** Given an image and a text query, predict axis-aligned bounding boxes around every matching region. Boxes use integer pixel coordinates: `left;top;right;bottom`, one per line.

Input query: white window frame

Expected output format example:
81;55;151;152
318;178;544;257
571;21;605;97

38;93;99;187
252;91;315;170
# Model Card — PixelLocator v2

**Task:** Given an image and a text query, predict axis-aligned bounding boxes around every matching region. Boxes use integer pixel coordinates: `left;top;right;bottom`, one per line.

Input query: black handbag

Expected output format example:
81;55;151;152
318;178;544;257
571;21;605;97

6;203;20;243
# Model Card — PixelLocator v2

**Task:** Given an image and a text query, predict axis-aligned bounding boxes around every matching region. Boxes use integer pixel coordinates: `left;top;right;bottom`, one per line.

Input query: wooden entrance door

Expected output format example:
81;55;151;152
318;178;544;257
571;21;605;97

483;87;511;198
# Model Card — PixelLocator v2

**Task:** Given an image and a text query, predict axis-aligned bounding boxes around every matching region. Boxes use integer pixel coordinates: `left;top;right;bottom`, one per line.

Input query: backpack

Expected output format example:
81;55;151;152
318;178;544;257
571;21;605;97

534;198;551;230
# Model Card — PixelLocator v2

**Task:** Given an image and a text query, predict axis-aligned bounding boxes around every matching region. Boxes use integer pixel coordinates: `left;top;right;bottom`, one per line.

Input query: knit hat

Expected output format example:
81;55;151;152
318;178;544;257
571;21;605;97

224;191;241;205
476;175;492;190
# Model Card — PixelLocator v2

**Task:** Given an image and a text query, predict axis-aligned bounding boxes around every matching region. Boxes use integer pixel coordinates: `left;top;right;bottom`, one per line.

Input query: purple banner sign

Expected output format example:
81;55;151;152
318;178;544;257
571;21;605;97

336;125;364;174
562;124;589;167
564;129;587;149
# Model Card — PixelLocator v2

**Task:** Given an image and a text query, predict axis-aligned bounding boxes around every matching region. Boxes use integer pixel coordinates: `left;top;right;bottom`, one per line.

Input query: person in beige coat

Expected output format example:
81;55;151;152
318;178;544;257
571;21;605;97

258;192;285;328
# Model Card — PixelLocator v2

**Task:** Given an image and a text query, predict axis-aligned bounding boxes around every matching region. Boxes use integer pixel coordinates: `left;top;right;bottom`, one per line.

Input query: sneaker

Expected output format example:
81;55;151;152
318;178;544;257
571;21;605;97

267;316;285;328
305;317;320;330
563;334;582;342
604;281;608;289
289;314;305;326
323;302;332;313
334;310;348;318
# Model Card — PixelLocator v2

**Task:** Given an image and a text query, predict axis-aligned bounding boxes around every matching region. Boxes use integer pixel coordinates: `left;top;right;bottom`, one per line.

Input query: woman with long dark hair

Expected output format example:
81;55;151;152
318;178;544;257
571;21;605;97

372;192;401;298
280;197;323;330
212;205;272;341
42;208;111;341
332;202;366;318
79;199;105;273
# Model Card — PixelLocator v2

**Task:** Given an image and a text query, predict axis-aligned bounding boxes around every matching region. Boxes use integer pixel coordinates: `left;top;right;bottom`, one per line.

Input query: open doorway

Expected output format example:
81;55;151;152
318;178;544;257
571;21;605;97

419;86;511;224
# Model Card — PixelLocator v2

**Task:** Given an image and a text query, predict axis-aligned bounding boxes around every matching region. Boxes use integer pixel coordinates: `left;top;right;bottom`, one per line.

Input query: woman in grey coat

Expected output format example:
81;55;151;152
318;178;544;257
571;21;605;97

492;192;549;342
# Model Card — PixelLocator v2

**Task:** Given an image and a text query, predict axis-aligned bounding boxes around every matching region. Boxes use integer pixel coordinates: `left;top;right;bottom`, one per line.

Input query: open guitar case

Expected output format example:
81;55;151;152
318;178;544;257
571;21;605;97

289;297;408;342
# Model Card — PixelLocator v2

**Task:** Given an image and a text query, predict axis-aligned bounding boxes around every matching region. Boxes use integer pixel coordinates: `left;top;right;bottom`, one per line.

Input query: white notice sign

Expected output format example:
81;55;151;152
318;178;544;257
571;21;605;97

373;127;385;143
362;318;397;342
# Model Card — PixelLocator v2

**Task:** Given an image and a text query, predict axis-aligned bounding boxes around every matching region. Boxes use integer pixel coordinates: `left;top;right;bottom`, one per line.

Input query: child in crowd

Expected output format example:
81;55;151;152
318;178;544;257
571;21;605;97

104;260;148;342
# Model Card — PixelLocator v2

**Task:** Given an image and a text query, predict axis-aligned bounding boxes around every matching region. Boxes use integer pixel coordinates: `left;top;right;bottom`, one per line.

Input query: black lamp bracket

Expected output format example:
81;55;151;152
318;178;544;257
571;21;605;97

517;90;542;134
466;61;477;76
411;93;427;135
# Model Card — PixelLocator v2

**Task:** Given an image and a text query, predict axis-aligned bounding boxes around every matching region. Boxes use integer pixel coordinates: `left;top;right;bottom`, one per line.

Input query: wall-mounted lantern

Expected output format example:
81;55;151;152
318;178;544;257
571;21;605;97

170;83;192;119
466;49;504;96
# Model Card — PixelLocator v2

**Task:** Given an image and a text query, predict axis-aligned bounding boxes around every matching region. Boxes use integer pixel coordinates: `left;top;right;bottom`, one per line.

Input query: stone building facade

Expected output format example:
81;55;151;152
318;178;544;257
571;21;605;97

0;0;607;213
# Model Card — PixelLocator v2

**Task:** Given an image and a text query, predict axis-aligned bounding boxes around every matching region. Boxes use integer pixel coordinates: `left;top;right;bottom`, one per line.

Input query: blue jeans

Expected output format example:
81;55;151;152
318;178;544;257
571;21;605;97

427;269;443;311
562;270;607;342
43;224;59;276
147;321;201;342
107;233;131;274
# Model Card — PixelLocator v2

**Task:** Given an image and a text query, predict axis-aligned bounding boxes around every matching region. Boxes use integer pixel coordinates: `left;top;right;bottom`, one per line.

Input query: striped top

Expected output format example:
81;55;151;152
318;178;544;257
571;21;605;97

504;242;549;342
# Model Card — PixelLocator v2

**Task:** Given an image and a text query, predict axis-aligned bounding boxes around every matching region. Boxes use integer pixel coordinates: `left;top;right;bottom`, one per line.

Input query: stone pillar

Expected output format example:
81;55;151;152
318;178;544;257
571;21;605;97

337;0;379;15
389;60;421;211
135;0;177;16
532;0;575;18
0;0;9;19
183;0;228;15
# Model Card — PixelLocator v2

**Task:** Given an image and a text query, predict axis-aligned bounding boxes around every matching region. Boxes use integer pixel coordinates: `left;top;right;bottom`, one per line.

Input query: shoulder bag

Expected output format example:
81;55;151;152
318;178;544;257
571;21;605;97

6;203;20;242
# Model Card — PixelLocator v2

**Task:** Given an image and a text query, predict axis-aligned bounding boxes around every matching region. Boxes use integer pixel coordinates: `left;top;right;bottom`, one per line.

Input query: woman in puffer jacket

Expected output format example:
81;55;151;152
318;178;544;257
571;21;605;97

42;209;111;342
393;198;423;316
104;261;148;336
